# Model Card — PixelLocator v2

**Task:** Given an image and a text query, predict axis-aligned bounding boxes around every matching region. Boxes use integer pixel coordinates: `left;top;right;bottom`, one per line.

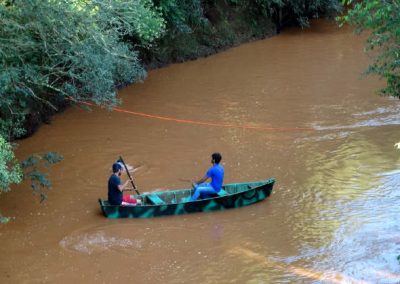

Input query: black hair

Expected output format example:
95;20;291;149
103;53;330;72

112;163;122;173
212;152;222;164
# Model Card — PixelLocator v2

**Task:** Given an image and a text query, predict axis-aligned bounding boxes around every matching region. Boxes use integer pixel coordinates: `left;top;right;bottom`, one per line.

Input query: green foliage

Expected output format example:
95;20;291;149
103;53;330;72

21;152;63;203
92;0;166;45
154;0;208;36
338;0;400;98
0;0;165;213
0;134;62;222
289;0;341;26
0;133;63;200
0;135;22;193
0;0;166;141
226;0;341;27
156;0;194;33
139;0;210;64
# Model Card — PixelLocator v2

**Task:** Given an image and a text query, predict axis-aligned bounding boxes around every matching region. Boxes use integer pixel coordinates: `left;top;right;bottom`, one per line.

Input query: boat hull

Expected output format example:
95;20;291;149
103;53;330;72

99;178;275;218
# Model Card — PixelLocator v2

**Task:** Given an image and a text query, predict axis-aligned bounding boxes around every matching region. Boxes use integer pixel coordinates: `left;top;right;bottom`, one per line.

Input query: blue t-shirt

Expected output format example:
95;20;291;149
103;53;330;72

108;174;122;205
206;164;224;191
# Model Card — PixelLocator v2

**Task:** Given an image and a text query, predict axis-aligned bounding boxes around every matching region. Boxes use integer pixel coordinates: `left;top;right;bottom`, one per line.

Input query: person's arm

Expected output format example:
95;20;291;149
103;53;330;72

118;179;131;192
121;164;141;175
192;175;208;187
196;176;208;184
129;167;140;174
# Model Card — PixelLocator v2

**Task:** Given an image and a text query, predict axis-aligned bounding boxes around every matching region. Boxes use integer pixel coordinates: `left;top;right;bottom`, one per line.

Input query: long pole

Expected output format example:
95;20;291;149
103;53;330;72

119;156;140;195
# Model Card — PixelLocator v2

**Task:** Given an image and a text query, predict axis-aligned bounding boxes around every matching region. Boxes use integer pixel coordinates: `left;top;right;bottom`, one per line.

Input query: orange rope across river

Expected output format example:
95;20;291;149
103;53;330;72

78;100;315;132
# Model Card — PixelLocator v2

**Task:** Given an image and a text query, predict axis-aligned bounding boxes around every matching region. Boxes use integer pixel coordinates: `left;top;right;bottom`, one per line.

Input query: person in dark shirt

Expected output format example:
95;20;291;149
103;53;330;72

190;153;224;201
108;163;141;206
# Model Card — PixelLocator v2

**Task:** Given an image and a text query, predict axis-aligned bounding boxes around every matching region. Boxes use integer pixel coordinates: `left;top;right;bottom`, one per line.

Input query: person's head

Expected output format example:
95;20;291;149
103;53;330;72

211;152;222;164
112;163;122;175
116;159;126;172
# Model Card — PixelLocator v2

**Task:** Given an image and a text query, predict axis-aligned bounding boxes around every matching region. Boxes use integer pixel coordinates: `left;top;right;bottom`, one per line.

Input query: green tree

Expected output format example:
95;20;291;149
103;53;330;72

0;135;22;223
226;0;341;27
1;0;165;140
0;0;165;218
0;136;22;194
0;133;63;223
339;0;400;98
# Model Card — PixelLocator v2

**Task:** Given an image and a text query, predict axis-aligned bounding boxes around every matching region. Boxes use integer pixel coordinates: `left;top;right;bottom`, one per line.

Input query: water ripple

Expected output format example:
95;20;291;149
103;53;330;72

313;105;400;131
59;231;143;254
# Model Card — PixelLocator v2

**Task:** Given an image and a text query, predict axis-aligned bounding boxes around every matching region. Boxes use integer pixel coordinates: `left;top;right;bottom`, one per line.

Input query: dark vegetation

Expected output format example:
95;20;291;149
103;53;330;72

339;0;400;98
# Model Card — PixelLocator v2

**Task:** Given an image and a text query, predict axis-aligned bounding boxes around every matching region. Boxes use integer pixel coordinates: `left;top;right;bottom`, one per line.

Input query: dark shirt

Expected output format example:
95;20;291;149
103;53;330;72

108;174;122;205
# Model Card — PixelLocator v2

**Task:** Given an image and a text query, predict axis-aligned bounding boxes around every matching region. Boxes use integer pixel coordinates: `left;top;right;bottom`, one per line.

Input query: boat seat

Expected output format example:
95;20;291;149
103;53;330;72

147;193;166;205
217;189;227;196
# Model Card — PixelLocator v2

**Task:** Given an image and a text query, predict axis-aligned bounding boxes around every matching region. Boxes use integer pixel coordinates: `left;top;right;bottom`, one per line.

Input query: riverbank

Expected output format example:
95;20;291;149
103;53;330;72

22;2;278;138
13;0;341;139
140;2;277;70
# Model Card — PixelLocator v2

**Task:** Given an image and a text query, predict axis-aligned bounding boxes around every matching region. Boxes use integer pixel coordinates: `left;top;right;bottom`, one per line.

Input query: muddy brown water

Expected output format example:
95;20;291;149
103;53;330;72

1;20;400;283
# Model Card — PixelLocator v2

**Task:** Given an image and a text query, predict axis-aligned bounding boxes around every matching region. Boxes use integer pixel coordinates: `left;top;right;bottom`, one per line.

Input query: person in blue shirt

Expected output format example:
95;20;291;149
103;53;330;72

108;163;141;206
190;153;224;201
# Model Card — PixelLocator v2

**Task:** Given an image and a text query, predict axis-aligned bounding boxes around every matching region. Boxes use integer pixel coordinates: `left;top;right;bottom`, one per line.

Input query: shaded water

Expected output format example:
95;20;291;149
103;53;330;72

1;20;400;283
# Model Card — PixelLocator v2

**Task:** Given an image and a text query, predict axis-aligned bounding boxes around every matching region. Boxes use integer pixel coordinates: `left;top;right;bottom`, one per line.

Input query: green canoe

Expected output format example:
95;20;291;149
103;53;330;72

98;178;275;218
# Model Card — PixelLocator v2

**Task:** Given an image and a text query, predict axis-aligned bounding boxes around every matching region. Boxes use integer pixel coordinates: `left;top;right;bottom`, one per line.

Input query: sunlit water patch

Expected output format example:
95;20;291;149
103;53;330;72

313;105;400;131
294;131;352;143
304;169;400;283
253;169;400;283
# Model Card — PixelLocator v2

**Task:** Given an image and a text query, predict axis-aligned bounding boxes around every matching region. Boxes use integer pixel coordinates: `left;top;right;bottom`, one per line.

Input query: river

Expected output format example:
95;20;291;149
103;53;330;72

1;20;400;283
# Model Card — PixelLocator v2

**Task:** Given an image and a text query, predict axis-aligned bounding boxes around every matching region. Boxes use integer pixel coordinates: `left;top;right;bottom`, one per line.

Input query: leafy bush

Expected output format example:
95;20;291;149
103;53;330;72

0;136;22;193
0;133;63;222
339;0;400;98
227;0;341;27
0;0;166;142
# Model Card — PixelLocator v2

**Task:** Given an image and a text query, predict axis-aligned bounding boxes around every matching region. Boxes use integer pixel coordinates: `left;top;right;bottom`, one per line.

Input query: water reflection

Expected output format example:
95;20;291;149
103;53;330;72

312;168;400;283
229;246;369;283
281;129;400;283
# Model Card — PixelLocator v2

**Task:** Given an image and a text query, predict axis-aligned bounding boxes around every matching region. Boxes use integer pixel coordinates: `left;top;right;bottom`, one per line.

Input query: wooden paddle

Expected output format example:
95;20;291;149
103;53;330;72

179;178;197;190
119;156;140;195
